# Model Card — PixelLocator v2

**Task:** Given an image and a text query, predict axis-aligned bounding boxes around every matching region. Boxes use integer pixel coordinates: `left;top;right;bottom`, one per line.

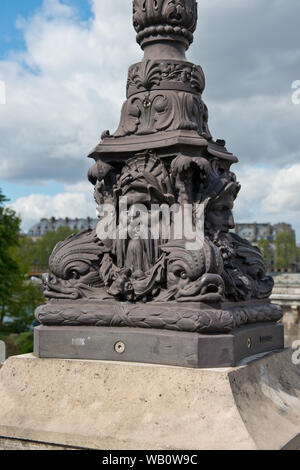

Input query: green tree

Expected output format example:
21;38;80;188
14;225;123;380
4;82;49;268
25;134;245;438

0;332;34;357
34;226;78;268
274;231;297;272
296;245;300;272
7;277;45;333
257;238;274;271
16;332;34;355
0;190;22;327
17;236;39;269
297;245;300;263
0;190;45;331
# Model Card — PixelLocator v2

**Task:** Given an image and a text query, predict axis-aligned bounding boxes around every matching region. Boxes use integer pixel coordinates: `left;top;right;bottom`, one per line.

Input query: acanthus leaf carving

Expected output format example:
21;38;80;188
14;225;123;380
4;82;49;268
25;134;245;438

127;61;205;96
114;90;210;138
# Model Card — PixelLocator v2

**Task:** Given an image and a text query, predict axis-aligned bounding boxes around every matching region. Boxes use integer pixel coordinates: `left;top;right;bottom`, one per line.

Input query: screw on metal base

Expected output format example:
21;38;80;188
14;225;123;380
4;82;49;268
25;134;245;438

114;341;126;354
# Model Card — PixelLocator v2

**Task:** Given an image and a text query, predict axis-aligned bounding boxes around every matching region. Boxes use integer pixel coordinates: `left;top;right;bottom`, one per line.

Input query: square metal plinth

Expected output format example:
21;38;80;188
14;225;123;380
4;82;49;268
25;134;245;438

34;323;284;369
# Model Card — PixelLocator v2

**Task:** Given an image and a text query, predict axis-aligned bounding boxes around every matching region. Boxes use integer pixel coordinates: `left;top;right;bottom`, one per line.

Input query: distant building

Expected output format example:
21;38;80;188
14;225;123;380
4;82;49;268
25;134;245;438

234;222;296;244
27;217;98;240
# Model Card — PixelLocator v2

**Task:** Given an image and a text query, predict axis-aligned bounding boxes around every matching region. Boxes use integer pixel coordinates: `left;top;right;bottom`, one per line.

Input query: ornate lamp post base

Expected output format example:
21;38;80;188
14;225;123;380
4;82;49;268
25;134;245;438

34;1;284;365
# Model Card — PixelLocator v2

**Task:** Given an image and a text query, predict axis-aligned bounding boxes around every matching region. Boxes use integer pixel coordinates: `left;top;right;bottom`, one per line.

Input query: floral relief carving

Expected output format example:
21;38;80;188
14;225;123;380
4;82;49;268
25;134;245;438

115;90;209;137
127;60;205;96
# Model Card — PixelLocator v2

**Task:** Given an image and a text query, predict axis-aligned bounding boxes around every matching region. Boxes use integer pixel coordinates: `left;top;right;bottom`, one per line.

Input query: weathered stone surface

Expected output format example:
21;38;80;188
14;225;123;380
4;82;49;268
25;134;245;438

271;273;300;346
0;350;299;450
0;341;5;365
0;437;77;450
271;273;300;307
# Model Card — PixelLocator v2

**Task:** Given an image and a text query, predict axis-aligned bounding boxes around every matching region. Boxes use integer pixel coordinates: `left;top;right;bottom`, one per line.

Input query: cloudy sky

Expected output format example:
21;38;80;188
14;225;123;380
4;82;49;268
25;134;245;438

0;0;299;240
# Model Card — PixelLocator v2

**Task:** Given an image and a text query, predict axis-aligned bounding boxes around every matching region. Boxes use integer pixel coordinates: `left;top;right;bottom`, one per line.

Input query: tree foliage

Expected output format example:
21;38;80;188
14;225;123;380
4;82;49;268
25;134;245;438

297;245;300;263
17;236;38;270
0;190;22;326
0;190;82;352
0;190;45;330
257;238;274;271
34;226;78;268
274;231;297;271
0;332;34;358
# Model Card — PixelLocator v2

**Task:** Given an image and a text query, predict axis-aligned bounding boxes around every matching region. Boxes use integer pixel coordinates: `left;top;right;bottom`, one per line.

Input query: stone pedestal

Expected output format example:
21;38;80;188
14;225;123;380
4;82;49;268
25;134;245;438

0;350;299;450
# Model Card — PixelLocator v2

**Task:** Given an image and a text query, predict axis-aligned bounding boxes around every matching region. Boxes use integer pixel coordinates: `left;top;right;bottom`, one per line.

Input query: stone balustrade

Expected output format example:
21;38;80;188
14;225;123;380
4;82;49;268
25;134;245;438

271;273;300;346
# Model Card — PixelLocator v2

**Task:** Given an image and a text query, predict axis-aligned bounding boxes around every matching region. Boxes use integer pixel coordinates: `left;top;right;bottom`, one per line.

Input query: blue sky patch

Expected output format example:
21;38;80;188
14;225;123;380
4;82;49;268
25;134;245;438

0;0;93;59
0;180;65;203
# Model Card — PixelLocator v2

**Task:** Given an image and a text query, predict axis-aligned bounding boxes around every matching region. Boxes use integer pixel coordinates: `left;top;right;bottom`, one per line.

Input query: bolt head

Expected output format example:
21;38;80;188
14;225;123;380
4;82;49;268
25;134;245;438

114;341;126;354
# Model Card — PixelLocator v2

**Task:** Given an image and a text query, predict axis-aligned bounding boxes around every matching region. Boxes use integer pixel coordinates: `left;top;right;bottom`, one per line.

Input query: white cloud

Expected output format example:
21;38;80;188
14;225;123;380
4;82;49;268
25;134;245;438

262;165;300;214
234;163;300;239
0;0;140;184
10;180;97;232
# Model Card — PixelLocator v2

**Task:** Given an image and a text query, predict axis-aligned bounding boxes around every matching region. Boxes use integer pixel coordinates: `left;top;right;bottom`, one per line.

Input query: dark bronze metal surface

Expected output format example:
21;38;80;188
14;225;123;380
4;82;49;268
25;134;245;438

34;1;284;365
34;323;284;368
